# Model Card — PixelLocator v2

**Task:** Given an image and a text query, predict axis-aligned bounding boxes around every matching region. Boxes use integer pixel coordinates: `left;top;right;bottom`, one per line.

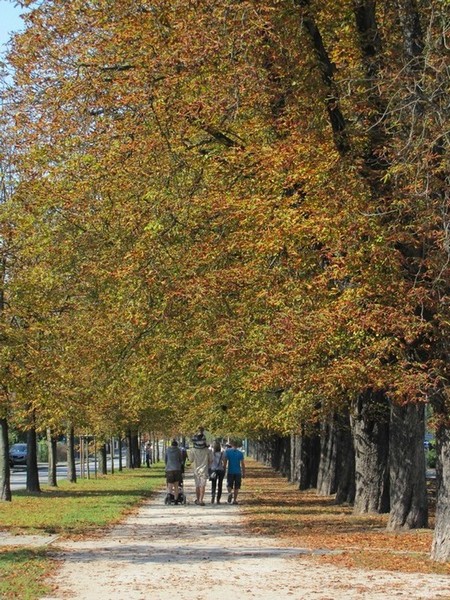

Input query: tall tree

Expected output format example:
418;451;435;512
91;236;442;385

3;0;450;558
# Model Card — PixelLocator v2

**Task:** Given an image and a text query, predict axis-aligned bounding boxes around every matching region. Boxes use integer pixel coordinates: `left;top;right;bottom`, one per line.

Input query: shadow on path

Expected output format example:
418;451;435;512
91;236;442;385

41;469;450;600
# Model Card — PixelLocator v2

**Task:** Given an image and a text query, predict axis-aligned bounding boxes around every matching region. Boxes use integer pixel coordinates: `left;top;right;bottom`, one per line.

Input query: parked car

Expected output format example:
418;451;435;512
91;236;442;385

9;443;27;467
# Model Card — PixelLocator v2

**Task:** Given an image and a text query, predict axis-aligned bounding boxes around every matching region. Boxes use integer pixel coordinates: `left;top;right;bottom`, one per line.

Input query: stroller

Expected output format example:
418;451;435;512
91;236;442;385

164;476;187;505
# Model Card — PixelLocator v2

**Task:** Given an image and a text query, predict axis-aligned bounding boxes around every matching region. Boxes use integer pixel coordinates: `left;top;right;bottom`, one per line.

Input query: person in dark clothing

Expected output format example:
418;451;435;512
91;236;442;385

145;442;152;468
209;441;225;504
165;440;183;504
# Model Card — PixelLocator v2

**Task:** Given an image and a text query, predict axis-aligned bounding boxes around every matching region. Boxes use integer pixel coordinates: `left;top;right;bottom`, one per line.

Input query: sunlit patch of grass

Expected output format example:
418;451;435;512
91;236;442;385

241;461;450;575
0;465;167;598
0;548;55;599
0;465;166;537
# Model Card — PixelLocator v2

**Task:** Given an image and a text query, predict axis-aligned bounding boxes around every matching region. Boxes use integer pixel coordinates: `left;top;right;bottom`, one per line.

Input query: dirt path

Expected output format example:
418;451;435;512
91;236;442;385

41;473;450;600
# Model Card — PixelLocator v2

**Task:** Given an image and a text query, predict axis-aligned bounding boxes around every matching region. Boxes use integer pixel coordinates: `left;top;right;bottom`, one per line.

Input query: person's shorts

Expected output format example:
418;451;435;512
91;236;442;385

227;473;242;489
166;470;182;484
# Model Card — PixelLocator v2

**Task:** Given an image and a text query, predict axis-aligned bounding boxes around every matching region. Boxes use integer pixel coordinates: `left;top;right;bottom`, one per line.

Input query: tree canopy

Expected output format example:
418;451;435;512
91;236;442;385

0;0;448;440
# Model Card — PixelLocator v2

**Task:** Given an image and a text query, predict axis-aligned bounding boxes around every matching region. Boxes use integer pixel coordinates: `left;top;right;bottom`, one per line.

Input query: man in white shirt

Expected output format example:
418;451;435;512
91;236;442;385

188;427;211;505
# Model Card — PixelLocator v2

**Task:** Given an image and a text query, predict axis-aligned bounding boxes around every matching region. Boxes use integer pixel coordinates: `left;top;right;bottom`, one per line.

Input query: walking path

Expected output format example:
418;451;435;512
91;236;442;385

41;473;450;600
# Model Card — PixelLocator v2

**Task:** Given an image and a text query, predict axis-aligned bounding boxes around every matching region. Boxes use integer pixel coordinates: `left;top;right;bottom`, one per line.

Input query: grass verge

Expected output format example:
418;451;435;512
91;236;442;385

241;461;450;576
0;548;55;600
0;464;166;599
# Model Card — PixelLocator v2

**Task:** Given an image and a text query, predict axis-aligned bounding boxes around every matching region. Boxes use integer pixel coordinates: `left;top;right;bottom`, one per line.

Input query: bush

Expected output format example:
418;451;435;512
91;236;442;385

37;439;48;462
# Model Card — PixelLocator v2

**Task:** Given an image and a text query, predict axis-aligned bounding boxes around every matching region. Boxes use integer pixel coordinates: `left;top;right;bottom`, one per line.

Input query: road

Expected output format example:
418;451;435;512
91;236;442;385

10;459;124;491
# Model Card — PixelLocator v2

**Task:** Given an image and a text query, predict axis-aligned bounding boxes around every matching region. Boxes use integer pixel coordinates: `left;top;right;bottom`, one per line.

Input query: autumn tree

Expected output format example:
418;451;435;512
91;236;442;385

2;0;450;559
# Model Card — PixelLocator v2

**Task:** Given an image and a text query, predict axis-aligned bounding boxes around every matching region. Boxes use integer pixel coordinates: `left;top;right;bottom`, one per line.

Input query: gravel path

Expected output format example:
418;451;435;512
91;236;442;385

41;473;450;600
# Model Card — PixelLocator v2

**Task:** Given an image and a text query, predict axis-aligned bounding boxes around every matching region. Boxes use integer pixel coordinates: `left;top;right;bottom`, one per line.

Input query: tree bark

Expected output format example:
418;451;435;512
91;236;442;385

317;414;338;496
395;0;424;64
26;426;41;493
110;437;115;474
98;443;107;475
47;428;58;487
118;435;123;471
0;417;11;501
126;430;133;468
126;431;141;468
290;433;301;483
66;425;77;483
393;0;450;557
388;402;428;529
274;436;291;477
131;432;140;468
298;424;320;490
431;417;450;561
352;389;390;513
334;411;356;505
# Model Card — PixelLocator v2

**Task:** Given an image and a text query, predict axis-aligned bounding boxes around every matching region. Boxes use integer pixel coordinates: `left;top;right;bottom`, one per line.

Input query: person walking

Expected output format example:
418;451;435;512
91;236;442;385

145;442;152;468
188;427;211;506
209;441;225;504
165;440;183;504
223;440;245;505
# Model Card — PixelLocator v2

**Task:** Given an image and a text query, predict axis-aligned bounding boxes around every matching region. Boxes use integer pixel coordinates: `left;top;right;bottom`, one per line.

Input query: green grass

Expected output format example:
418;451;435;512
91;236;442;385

0;464;166;599
0;548;54;599
0;464;166;535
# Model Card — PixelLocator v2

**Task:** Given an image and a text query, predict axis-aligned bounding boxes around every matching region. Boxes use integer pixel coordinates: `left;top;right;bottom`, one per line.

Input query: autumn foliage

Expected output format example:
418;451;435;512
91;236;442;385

0;0;450;557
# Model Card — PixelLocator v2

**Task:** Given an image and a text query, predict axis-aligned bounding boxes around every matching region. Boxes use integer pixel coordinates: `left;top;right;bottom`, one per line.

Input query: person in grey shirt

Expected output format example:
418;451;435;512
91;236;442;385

165;440;183;504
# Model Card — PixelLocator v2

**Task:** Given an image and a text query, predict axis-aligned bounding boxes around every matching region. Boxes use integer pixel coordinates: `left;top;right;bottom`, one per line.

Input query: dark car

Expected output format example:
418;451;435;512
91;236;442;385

9;443;27;467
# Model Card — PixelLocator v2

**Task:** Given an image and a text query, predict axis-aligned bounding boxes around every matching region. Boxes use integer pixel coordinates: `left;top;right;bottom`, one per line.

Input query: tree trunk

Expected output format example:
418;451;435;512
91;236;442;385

47;428;58;487
98;443;107;475
274;436;291;477
335;411;355;505
431;419;450;561
126;431;141;468
352;389;390;513
290;433;301;483
155;437;160;462
388;402;428;529
247;435;291;477
298;424;320;490
395;0;424;65
66;426;77;483
294;0;350;154
110;437;115;474
126;430;132;468
0;417;11;501
118;436;123;471
131;432;140;468
317;414;338;496
264;438;275;467
26;427;41;493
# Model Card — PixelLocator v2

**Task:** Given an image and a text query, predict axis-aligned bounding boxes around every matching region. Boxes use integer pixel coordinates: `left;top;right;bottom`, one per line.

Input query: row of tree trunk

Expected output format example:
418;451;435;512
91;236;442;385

0;424;146;500
248;391;450;561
